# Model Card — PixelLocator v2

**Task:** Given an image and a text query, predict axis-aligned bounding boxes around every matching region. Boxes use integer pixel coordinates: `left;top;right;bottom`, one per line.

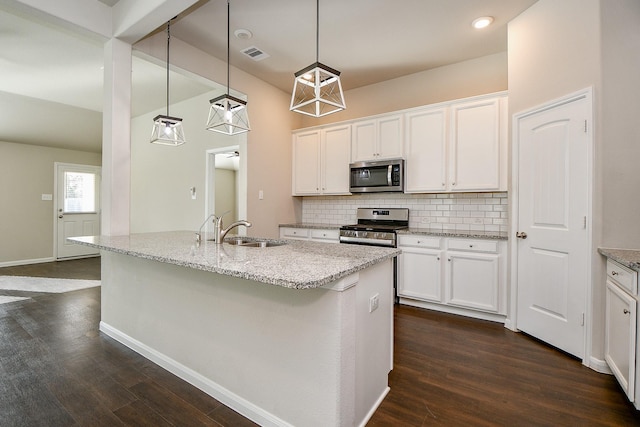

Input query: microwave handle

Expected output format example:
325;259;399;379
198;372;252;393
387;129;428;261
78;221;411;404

387;165;392;186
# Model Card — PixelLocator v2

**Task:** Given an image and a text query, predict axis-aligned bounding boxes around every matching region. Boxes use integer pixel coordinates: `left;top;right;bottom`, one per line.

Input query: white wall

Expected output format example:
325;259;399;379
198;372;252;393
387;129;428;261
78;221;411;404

215;168;237;224
301;52;508;128
600;0;640;247
507;0;640;364
0;141;101;265
134;36;303;239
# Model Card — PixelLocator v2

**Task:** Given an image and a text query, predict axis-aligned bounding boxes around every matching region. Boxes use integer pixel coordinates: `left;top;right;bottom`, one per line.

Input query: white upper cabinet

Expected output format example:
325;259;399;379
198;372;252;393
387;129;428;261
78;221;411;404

351;114;403;162
449;97;505;191
404;107;448;192
404;93;508;193
292;124;351;196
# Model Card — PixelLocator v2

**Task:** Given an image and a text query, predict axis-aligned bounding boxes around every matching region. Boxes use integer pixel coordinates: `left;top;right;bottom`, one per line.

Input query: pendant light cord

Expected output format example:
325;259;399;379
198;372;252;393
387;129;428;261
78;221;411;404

315;0;319;63
166;20;171;116
227;0;230;94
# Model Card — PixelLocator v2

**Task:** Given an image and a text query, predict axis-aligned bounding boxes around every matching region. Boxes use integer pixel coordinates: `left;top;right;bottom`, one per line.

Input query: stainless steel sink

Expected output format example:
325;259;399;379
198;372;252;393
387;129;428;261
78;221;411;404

225;238;285;248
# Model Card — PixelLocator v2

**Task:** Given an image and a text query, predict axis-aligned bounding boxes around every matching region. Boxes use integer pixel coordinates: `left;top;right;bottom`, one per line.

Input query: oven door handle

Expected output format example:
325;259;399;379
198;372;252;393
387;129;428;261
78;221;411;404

340;236;395;247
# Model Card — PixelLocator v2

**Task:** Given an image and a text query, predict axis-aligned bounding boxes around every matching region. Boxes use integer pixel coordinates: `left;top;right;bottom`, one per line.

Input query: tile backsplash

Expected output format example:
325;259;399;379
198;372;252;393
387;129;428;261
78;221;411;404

301;192;508;232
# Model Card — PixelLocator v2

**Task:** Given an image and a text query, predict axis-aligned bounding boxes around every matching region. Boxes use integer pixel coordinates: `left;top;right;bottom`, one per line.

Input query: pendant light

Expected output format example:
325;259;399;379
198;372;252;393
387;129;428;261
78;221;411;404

150;19;186;146
290;0;345;117
206;0;250;135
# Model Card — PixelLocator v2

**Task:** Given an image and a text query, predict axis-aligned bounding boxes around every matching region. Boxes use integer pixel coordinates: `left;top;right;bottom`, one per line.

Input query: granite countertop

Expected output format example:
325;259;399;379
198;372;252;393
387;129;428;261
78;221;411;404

70;231;399;290
279;223;341;230
398;228;508;240
598;247;640;272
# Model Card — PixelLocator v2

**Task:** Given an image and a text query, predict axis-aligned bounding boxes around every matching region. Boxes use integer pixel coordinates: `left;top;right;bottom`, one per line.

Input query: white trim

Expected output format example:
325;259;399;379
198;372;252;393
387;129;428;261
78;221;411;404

0;257;55;268
398;298;507;324
358;386;390;427
589;356;613;375
99;321;295;427
510;87;594;367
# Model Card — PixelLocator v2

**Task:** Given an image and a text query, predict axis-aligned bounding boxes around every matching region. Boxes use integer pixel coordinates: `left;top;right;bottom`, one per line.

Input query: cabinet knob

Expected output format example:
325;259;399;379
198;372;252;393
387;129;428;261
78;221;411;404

624;309;630;314
612;271;619;276
452;182;456;186
437;257;440;261
448;258;451;262
469;244;474;248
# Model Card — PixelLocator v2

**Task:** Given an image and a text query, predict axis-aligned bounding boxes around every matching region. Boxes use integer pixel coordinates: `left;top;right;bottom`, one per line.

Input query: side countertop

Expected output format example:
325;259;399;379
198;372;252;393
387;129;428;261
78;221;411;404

598;247;640;272
280;223;508;240
398;228;508;240
70;231;399;290
279;223;341;230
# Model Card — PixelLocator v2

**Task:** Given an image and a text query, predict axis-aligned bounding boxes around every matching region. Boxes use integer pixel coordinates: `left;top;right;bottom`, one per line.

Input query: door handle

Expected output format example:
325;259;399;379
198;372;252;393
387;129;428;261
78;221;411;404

58;215;63;219
516;232;528;239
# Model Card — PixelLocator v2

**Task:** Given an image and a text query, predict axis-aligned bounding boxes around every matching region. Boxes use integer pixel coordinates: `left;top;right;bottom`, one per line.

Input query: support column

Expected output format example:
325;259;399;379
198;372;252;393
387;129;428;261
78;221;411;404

102;38;132;236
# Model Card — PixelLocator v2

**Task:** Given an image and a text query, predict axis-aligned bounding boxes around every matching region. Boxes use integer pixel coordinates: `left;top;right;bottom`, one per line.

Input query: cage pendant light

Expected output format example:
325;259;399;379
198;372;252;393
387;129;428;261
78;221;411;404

290;0;345;117
150;19;186;146
206;0;250;135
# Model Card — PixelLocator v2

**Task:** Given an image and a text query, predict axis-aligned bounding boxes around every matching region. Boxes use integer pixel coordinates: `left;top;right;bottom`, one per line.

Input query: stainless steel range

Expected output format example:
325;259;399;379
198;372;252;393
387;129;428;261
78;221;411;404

340;208;409;303
339;208;409;248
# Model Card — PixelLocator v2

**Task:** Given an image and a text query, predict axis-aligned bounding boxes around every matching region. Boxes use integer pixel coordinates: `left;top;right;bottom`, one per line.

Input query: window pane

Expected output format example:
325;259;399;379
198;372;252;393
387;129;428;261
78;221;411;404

64;172;96;213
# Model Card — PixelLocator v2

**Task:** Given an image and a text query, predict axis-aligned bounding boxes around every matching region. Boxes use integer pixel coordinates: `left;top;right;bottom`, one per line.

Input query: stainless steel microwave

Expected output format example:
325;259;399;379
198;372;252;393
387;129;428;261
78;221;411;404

349;159;404;193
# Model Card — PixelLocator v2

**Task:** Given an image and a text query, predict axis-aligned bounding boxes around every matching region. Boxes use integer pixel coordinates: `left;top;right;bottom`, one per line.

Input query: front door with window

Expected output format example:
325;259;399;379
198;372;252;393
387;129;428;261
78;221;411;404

55;163;101;259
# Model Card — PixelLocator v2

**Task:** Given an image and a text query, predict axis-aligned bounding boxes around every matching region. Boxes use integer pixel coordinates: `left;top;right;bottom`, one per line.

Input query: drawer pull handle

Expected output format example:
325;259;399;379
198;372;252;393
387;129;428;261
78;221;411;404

611;271;619;276
469;244;474;248
624;309;630;315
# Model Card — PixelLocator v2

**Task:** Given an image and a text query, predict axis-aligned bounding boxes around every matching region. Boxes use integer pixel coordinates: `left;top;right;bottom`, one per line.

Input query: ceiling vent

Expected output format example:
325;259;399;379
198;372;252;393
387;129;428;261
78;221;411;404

241;46;270;61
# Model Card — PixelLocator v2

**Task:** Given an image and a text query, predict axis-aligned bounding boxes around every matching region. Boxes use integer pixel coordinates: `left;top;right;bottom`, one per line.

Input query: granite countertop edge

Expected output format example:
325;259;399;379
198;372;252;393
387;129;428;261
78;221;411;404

598;247;640;272
279;223;342;230
71;232;400;290
399;228;508;240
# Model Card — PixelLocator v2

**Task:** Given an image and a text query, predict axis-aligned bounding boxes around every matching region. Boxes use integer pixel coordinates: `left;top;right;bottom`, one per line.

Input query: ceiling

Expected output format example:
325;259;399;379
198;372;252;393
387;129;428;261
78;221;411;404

0;0;538;152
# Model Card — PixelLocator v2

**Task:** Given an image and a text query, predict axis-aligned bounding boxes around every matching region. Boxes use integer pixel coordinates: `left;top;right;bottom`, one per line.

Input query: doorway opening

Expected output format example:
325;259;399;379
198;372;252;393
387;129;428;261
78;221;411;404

205;146;247;235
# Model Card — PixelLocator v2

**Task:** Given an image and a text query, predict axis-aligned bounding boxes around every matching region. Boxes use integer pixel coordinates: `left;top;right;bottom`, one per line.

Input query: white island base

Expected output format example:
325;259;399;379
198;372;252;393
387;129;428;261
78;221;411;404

99;251;393;427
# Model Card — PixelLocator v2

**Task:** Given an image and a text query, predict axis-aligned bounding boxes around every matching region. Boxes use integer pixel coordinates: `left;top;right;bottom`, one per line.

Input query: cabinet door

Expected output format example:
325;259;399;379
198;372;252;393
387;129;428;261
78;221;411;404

292;131;320;195
445;252;500;313
351;120;377;162
605;280;636;401
398;248;443;302
450;99;501;191
377;115;403;159
404;108;447;192
322;125;351;194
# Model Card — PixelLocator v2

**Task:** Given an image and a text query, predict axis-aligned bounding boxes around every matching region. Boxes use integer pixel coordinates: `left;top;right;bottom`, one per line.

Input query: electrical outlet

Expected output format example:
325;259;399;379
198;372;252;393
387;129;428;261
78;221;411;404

369;293;379;313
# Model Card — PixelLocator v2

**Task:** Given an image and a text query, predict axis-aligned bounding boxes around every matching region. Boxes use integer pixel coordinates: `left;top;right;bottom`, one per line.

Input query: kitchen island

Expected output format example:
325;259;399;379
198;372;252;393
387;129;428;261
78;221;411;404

71;231;399;427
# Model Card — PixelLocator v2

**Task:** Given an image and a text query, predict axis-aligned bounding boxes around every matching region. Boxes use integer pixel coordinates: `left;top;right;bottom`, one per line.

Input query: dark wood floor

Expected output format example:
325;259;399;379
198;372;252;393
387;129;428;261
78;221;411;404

1;258;639;426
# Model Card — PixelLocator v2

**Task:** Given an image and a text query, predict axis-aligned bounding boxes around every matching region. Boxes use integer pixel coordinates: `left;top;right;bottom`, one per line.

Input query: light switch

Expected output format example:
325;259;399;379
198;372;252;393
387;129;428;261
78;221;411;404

258;190;264;200
41;194;52;201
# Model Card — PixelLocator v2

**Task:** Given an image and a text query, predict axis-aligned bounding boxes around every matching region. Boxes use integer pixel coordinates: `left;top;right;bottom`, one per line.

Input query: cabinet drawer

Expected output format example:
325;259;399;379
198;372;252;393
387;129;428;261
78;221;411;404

607;259;638;295
448;239;498;253
398;235;441;249
310;229;339;242
280;227;310;239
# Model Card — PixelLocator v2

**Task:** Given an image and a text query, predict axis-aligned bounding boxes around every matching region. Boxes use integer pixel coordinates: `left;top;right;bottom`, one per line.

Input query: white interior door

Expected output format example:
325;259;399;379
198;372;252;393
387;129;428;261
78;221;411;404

55;163;101;259
515;93;591;359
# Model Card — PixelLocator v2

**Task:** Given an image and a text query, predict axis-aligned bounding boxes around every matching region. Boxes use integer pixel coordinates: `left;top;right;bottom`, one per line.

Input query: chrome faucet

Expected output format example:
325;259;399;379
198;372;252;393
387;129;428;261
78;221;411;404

195;214;217;244
214;212;252;244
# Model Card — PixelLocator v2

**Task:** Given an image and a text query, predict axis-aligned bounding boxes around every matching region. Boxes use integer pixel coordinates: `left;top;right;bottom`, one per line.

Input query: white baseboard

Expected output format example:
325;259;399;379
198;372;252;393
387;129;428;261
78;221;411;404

588;356;612;374
99;322;294;427
398;298;507;324
359;386;390;427
0;257;55;268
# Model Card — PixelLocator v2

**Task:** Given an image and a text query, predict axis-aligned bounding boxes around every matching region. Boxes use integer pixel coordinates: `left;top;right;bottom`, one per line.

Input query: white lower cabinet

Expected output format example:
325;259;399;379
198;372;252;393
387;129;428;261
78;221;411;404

397;236;443;302
398;235;506;322
279;227;339;243
604;258;638;403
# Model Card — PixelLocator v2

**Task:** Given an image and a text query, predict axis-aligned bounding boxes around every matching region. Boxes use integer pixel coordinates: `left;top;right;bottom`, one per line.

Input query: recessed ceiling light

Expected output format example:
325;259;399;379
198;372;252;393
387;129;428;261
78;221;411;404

234;29;252;40
472;16;494;29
